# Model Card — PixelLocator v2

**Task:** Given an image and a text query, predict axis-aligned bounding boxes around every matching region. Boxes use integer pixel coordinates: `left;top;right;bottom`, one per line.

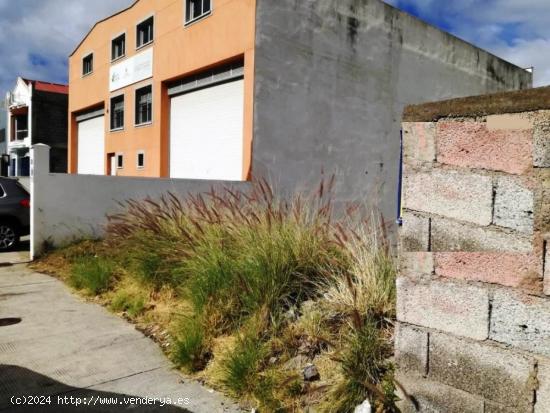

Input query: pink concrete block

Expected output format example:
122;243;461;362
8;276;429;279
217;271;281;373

437;121;533;174
435;252;543;291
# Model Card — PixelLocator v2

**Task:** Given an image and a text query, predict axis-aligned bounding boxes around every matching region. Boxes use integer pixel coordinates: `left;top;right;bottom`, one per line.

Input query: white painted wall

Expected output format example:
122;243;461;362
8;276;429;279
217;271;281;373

31;145;249;258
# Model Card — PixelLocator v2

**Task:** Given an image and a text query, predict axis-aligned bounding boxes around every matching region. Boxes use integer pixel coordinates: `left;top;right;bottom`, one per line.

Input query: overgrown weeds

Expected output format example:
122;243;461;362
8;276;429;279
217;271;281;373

36;178;398;412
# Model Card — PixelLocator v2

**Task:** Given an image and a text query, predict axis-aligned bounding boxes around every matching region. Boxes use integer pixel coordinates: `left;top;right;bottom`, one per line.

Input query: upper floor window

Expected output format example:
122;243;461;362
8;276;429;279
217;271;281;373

185;0;211;24
136;16;154;48
110;95;124;130
111;34;126;61
135;85;152;125
83;53;93;76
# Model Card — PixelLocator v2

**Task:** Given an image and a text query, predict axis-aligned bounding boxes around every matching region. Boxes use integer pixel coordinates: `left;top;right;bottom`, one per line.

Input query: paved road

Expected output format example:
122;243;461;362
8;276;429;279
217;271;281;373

0;264;239;412
0;238;30;266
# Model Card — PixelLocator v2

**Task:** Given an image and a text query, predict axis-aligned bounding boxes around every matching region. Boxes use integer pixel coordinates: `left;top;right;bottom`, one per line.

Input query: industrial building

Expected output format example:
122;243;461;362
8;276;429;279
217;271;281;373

69;0;532;216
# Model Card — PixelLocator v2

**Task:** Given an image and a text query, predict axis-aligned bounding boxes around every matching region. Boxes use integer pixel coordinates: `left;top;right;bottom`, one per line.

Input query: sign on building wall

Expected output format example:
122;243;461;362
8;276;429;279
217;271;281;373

109;48;153;92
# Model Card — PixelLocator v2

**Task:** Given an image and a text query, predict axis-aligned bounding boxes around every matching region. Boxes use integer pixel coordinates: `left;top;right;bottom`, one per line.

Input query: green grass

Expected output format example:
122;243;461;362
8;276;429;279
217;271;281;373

172;317;209;372
220;333;267;397
110;290;146;318
324;319;397;413
69;256;115;295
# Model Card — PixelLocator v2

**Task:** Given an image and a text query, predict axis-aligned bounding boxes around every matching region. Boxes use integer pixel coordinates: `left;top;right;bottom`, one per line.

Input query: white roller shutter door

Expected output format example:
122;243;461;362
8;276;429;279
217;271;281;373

169;79;244;180
77;115;105;175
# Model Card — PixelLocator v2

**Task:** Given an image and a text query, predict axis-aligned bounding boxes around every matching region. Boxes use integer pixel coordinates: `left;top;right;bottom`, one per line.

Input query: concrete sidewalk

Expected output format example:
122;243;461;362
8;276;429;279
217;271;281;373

0;264;240;412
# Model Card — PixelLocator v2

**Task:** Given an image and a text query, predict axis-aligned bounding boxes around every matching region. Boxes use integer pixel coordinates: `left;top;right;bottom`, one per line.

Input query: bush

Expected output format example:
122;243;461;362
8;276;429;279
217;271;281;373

110;290;146;318
107;179;345;330
98;179;398;410
69;256;115;295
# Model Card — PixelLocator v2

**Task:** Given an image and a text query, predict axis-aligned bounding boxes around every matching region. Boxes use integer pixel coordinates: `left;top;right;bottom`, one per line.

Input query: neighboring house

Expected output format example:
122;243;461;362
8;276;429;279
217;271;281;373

5;77;68;177
68;0;532;217
0;104;7;174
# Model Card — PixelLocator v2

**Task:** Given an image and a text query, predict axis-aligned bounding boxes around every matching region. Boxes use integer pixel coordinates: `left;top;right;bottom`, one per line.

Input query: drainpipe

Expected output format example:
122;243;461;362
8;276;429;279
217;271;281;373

396;129;403;226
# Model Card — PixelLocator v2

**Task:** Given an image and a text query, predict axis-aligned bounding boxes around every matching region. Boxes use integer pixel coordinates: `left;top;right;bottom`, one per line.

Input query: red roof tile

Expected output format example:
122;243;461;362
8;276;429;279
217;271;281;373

22;78;68;94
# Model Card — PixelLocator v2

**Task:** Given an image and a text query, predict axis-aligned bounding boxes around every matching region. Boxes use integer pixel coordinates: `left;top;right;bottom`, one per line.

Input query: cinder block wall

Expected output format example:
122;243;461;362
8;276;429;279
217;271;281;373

396;87;550;412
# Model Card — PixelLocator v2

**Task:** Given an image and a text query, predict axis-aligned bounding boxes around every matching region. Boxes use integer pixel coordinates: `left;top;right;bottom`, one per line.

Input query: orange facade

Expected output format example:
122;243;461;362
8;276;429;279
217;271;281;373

68;0;256;178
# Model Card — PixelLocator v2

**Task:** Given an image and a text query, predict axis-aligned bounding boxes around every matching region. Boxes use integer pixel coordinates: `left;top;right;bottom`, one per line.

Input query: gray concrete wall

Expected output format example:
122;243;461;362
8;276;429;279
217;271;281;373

252;0;532;220
30;145;249;257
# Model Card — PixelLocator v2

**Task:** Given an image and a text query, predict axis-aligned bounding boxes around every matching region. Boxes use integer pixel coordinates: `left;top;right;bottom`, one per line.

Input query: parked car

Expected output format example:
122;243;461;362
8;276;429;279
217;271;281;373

0;177;30;251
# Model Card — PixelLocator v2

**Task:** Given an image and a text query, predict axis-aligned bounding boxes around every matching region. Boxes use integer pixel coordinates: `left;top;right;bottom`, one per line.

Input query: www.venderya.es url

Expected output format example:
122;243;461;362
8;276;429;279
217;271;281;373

10;395;192;408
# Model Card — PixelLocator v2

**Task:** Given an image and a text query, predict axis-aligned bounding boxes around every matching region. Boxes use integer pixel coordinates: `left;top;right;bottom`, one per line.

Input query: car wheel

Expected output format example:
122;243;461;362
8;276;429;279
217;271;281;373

0;222;19;251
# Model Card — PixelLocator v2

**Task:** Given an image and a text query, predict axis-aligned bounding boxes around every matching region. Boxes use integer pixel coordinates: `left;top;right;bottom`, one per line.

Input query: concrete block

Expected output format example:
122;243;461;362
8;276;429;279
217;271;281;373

534;120;550;167
395;323;428;375
402;122;436;165
396;277;489;340
403;170;493;226
431;218;533;253
396;373;484;413
437;120;533;174
494;176;535;234
490;288;550;357
399;252;434;279
429;332;536;410
535;359;550;413
434;252;542;291
484;400;531;413
486;113;533;132
400;212;430;252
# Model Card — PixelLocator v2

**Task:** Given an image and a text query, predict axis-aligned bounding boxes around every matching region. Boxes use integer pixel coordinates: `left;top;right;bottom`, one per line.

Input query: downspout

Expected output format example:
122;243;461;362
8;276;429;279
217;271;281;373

396;128;403;226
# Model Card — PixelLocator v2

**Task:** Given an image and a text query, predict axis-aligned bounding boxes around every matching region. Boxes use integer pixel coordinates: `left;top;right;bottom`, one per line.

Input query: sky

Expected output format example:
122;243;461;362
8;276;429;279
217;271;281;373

0;0;549;99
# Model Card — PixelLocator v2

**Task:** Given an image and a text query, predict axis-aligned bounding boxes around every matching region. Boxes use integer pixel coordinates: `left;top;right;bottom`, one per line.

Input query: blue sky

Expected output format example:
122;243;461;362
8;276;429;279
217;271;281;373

0;0;549;101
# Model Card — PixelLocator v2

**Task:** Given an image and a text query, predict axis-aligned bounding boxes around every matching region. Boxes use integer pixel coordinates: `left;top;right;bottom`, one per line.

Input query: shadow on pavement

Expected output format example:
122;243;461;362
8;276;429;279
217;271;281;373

0;365;192;412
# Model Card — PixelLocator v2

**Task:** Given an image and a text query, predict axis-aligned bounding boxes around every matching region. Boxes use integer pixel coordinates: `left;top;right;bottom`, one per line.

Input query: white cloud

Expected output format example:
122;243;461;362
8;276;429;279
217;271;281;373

0;0;133;94
492;38;550;86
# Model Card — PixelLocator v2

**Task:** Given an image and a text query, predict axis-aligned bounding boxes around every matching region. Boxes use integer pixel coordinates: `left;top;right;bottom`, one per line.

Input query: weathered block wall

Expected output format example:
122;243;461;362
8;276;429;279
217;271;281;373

397;90;550;412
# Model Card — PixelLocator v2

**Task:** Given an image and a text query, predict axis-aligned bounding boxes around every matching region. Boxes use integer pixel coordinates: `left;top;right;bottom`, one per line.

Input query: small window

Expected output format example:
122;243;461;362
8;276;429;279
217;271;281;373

117;154;124;169
136;16;154;48
185;0;212;24
135;85;152;125
111;33;126;61
137;152;145;169
110;95;124;130
83;53;93;76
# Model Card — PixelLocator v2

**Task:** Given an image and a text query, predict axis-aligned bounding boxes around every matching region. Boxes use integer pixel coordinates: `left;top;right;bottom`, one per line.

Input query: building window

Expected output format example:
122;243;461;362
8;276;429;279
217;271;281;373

111;34;126;61
110;95;124;130
117;154;124;169
136;16;154;48
14;115;28;140
137;151;145;169
185;0;212;24
83;53;93;76
135;85;152;125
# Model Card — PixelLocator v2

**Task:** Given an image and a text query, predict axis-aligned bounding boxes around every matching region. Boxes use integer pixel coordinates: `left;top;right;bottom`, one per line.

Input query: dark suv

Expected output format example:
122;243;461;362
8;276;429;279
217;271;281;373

0;178;30;251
